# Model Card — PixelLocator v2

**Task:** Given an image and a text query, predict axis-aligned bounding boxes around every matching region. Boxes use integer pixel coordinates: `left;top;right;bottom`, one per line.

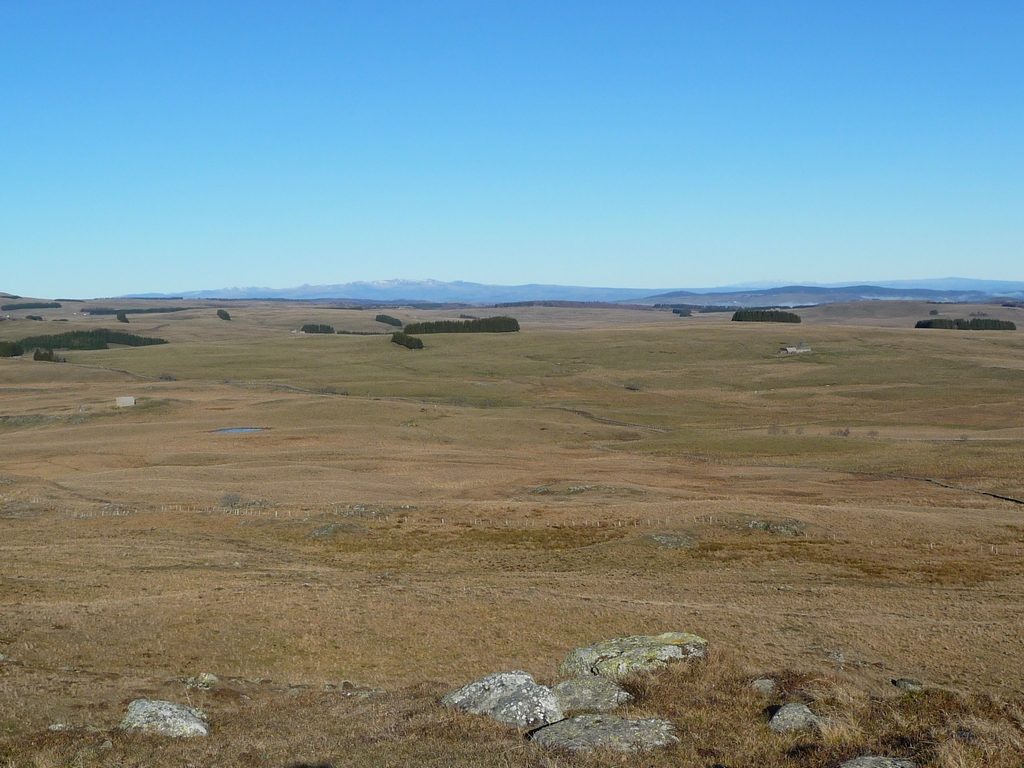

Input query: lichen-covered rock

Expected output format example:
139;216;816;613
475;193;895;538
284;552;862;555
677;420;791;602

838;758;917;768
551;677;632;713
441;671;562;730
768;702;821;733
750;677;777;696
530;714;678;752
184;672;219;689
119;699;209;737
559;632;708;679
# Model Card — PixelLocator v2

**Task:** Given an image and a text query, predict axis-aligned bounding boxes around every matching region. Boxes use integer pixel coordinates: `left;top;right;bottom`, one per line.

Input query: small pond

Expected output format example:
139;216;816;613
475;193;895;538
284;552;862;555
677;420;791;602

213;427;266;434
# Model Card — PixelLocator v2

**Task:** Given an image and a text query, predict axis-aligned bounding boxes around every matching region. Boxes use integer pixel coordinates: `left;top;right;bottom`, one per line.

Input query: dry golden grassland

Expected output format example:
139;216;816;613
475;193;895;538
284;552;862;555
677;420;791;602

1;300;1022;766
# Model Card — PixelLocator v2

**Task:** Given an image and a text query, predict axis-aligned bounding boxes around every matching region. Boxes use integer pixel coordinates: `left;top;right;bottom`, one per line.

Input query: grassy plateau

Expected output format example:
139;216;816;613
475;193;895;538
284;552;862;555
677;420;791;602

0;299;1022;767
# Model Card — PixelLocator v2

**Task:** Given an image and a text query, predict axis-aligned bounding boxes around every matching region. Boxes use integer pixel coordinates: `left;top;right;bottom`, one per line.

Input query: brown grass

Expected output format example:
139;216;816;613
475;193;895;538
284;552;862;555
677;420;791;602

1;299;1023;765
8;652;1022;767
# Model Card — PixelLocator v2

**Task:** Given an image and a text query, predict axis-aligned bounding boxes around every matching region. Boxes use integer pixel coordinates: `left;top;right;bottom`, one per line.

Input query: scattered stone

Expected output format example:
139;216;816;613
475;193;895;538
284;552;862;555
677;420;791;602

768;702;822;733
0;653;7;662
551;677;633;713
560;632;708;679
441;671;563;730
748;519;806;536
646;533;696;550
98;739;113;751
308;522;365;539
184;672;219;690
750;677;777;696
119;699;209;737
891;677;924;693
47;723;72;732
530;714;678;752
838;758;916;768
338;680;384;699
825;648;846;669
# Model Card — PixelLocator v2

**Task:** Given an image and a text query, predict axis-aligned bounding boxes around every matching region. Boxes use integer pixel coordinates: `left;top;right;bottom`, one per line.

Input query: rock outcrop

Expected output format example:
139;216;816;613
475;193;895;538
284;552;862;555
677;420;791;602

119;699;209;737
748;519;806;536
768;702;822;733
646;533;696;550
750;677;777;696
559;632;708;679
551;676;632;713
530;714;678;752
441;671;562;730
184;672;219;690
838;758;917;768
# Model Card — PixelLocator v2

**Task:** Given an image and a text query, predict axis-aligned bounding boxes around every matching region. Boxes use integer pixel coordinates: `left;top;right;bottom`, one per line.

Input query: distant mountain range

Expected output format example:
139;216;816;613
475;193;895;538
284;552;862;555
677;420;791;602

127;279;658;304
122;277;1024;306
645;283;1024;306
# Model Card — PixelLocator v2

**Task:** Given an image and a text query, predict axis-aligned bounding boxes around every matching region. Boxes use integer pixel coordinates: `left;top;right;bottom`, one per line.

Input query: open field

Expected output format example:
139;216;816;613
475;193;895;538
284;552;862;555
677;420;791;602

1;300;1023;766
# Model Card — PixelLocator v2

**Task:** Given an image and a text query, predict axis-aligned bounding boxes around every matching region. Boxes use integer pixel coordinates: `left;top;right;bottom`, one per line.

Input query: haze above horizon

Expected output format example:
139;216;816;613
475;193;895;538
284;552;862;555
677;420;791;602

2;2;1022;298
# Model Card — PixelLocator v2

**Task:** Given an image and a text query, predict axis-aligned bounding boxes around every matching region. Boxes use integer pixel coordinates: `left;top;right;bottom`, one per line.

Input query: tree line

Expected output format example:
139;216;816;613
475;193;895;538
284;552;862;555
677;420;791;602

390;332;424;349
403;316;520;334
16;329;169;350
1;302;61;311
915;318;1016;330
84;306;188;315
731;309;802;323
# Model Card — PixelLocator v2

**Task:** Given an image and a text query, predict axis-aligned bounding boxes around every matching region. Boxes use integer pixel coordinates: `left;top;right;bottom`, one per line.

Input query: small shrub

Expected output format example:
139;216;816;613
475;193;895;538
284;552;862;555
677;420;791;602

375;314;402;327
929;309;939;315
300;323;335;334
220;493;243;508
26;315;44;321
0;341;24;357
217;309;231;321
391;332;424;349
116;311;129;323
32;348;64;362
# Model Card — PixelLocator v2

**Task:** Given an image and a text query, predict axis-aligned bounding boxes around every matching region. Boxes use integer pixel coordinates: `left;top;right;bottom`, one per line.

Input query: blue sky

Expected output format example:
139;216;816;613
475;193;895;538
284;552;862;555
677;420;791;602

2;1;1022;297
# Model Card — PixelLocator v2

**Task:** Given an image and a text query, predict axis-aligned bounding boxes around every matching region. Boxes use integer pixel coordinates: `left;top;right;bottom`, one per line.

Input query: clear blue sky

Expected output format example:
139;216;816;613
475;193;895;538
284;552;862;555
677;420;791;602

2;1;1021;297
